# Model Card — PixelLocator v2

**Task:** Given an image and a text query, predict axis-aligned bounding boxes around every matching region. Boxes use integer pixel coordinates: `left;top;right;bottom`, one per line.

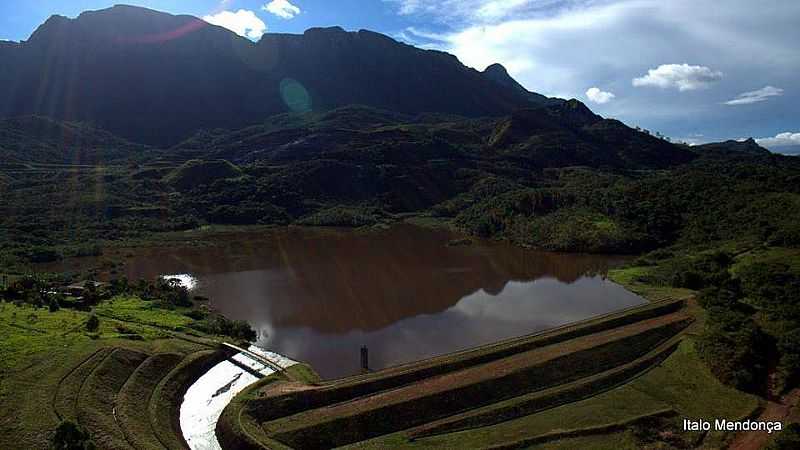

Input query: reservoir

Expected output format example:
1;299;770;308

118;224;643;379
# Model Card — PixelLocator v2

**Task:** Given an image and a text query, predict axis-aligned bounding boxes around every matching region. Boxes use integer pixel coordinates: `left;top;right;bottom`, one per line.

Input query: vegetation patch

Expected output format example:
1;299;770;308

95;296;192;330
298;206;386;227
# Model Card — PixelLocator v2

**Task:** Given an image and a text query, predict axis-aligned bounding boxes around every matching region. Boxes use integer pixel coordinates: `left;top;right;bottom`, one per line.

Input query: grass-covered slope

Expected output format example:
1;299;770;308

0;116;147;164
77;347;149;449
116;352;184;450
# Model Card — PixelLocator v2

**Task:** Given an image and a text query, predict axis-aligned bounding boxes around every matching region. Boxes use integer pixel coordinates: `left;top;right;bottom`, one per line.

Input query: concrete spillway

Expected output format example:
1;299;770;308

179;346;295;450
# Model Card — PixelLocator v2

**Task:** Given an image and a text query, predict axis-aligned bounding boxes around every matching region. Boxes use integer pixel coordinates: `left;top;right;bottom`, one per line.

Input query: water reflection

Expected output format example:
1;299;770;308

118;225;643;379
260;277;642;378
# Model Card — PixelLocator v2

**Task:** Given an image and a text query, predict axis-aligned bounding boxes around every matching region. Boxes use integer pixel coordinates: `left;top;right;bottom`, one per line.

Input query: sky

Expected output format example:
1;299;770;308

1;0;798;154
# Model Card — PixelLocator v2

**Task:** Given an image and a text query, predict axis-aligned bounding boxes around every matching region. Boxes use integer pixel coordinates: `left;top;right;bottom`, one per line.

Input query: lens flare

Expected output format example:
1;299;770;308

279;78;312;113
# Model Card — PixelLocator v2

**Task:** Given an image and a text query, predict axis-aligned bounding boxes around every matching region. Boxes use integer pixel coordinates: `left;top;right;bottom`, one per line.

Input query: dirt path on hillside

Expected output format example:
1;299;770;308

727;388;800;450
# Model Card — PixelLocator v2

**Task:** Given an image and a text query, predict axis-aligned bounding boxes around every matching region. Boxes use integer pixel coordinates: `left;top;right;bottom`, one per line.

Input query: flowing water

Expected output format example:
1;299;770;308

179;346;295;450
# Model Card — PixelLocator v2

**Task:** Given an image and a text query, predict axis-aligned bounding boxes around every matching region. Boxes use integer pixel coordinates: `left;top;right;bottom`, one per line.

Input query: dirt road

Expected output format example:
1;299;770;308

727;388;800;450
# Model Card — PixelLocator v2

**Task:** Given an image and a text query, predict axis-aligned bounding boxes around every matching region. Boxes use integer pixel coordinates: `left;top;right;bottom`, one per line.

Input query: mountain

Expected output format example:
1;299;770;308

483;63;556;106
0;6;272;146
0;5;555;146
486;100;696;168
694;138;771;155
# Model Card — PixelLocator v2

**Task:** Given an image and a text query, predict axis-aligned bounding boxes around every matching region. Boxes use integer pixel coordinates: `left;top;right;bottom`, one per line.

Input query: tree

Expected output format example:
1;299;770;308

768;423;800;450
85;314;100;332
696;307;768;392
83;282;101;306
52;421;95;450
109;277;130;295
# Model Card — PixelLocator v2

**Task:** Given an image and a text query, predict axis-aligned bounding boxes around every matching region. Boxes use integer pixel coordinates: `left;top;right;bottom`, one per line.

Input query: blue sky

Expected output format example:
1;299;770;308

1;0;798;153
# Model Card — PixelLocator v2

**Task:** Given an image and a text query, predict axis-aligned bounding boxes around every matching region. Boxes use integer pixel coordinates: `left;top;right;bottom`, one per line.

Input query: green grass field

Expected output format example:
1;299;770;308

608;266;695;303
95;295;195;330
730;246;800;276
0;295;217;449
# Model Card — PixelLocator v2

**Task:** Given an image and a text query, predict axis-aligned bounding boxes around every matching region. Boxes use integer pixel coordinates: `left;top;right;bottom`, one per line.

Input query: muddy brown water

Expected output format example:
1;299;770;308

51;225;646;379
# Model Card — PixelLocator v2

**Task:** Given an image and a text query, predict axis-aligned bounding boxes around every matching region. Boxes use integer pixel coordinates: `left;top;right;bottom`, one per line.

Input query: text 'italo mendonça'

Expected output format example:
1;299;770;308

683;419;783;434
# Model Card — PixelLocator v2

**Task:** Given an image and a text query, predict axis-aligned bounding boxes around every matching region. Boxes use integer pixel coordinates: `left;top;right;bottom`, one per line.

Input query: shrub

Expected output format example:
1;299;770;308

85;314;100;332
696;307;768;392
768;423;800;450
193;316;256;342
184;309;208;321
52;421;96;450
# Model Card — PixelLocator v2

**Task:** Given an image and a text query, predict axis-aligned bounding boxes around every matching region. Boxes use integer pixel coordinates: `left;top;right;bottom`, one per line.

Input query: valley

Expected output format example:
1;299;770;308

1;4;800;449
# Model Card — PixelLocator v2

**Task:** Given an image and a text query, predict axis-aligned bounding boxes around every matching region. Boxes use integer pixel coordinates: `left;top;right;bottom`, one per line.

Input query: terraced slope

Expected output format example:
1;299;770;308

53;347;117;422
272;316;689;448
117;353;184;450
240;300;684;424
406;339;682;439
220;299;692;449
49;345;229;450
77;348;149;450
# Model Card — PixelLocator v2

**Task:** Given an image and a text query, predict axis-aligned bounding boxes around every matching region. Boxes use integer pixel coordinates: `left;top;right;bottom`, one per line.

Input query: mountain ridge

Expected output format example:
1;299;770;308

0;5;557;146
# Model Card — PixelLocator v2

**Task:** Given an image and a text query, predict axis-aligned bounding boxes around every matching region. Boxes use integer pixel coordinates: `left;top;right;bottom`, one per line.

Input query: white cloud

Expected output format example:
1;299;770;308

263;0;301;19
632;64;723;91
585;87;615;104
203;9;267;40
724;85;784;105
391;0;799;140
757;132;800;147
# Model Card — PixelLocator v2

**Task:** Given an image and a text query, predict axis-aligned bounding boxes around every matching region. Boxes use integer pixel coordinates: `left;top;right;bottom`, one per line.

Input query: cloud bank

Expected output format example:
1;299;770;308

757;132;800;148
203;9;267;40
263;0;301;19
